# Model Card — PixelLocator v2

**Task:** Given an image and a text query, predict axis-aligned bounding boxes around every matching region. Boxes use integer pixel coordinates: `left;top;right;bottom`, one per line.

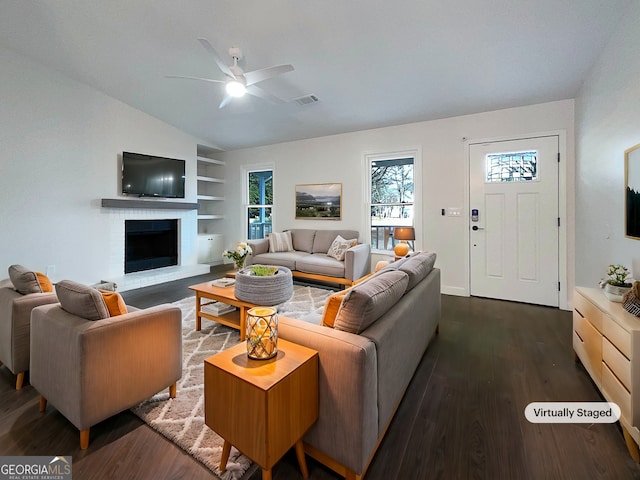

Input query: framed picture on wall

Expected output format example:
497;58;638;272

626;143;640;239
295;183;342;220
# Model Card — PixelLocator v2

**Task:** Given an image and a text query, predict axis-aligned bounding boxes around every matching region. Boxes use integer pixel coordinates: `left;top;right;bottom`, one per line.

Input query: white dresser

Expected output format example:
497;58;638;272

573;287;640;461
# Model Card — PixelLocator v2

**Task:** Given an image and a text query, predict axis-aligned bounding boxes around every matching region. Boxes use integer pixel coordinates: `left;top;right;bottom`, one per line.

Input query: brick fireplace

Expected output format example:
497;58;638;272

102;205;208;291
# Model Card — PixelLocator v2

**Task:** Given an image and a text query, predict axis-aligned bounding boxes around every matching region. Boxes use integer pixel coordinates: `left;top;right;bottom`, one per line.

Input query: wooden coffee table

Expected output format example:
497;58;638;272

188;281;258;340
204;339;319;480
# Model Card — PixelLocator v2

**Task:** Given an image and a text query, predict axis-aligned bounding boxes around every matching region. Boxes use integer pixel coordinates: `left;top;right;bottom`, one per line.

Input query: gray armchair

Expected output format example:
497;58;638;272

0;275;58;389
30;280;182;449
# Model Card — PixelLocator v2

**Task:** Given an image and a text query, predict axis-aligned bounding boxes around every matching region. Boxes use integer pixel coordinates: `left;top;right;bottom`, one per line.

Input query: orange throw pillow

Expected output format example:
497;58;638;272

100;290;128;317
35;272;53;293
321;290;348;328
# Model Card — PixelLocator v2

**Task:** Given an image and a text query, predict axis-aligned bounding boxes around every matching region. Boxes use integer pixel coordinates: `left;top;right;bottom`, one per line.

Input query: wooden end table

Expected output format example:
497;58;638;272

189;281;258;340
204;339;319;480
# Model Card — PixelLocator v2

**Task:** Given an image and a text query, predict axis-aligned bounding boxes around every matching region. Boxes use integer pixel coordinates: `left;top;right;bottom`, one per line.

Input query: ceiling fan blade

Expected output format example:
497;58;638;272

165;74;225;84
218;94;233;109
246;84;285;104
243;64;294;86
197;38;237;79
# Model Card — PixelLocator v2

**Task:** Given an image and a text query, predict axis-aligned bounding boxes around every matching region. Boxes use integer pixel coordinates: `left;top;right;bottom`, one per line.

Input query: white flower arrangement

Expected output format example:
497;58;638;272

222;242;253;269
599;264;632;288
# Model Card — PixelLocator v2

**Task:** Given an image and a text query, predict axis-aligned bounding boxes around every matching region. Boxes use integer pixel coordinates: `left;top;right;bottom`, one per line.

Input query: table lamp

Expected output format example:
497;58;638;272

393;227;415;257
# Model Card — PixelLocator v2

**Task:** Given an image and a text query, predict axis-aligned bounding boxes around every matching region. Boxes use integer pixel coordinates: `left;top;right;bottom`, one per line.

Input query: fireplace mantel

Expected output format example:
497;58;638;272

101;198;199;210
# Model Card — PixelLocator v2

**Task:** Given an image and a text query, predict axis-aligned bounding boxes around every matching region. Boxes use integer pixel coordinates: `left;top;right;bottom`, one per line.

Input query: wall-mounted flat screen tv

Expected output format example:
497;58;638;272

122;151;186;198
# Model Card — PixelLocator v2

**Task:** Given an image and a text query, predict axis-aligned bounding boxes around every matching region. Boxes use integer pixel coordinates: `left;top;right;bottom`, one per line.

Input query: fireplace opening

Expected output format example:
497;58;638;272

125;219;178;274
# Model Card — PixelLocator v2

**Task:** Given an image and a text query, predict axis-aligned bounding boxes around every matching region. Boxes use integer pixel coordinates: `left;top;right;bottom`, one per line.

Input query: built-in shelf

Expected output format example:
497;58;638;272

101;198;199;210
197;175;224;183
197;150;225;238
197;156;225;166
197;195;225;201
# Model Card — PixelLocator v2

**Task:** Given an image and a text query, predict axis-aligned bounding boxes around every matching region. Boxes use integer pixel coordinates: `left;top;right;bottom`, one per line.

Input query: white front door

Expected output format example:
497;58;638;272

469;136;559;307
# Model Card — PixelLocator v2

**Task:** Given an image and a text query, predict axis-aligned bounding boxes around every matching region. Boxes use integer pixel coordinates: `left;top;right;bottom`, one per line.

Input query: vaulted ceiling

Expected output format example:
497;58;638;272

0;0;632;150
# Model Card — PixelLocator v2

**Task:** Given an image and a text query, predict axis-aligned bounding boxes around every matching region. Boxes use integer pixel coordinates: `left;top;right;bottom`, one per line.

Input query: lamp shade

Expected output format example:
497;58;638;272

393;227;415;241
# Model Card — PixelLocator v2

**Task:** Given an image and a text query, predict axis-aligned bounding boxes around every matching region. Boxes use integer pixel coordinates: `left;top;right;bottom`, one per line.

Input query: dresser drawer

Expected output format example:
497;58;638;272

573;312;602;383
603;337;631;391
574;332;600;384
602;362;631;422
574;291;603;332
603;315;631;359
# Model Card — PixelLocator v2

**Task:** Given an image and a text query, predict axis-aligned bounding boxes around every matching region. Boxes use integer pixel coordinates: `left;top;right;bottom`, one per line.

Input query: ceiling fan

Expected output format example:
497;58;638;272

166;38;294;109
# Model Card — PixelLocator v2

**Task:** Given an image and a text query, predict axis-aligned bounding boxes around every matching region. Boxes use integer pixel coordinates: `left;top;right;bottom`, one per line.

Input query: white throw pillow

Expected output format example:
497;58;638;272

268;231;294;253
327;235;357;261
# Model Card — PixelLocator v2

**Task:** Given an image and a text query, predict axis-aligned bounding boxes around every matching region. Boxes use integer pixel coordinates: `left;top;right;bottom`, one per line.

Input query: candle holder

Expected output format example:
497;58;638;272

246;306;278;360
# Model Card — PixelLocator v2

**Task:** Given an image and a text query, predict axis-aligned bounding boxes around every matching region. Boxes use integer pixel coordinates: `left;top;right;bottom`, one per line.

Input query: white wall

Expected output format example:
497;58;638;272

219;100;575;303
0;45;204;285
575;0;640;287
0;38;583;299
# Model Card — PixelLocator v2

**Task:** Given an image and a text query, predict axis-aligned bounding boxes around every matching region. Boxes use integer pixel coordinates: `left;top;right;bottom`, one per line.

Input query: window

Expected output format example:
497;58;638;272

486;151;537;182
367;155;415;251
247;169;273;240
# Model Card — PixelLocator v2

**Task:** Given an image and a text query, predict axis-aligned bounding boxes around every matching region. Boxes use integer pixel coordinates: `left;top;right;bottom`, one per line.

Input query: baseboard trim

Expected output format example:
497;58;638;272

441;285;468;296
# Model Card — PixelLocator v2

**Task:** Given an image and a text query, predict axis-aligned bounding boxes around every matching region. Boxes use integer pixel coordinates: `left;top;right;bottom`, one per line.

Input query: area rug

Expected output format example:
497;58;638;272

130;284;332;480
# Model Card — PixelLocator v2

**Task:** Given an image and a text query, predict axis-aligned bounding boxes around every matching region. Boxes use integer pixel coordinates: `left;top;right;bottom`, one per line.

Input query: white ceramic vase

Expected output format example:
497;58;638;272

603;283;631;303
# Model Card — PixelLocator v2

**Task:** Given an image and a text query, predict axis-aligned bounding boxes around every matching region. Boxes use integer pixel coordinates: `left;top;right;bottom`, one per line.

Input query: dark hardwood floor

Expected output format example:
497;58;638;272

2;273;640;479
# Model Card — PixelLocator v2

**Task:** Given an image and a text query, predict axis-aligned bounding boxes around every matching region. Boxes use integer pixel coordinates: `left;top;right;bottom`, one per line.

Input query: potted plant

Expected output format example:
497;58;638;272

600;264;633;302
235;265;294;306
247;265;279;276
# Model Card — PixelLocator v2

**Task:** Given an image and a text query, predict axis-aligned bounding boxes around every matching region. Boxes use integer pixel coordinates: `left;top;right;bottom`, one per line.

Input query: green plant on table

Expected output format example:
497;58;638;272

248;265;278;276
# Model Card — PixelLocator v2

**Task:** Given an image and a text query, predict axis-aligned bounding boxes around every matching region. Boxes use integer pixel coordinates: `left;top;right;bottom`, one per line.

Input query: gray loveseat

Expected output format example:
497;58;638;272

278;251;440;479
246;229;371;286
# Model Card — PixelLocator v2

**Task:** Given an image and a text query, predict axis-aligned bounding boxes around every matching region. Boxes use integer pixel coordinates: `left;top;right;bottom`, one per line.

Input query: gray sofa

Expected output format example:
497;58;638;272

246;229;371;286
278;251;440;479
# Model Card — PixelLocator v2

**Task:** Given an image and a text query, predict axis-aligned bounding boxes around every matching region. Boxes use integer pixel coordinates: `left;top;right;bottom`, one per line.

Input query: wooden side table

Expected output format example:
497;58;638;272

204;339;319;480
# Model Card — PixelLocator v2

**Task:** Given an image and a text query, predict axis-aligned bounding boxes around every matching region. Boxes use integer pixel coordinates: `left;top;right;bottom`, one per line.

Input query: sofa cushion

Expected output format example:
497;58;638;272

334;270;409;334
55;280;110;320
289;229;316;253
248;238;269;255
251;251;309;271
268;231;294;253
397;251;437;291
296;254;345;278
312;230;359;253
100;290;128;316
327;235;357;261
8;264;52;294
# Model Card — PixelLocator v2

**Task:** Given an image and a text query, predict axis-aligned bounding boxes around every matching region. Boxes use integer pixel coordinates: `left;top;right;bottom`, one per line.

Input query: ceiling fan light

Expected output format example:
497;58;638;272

226;80;246;97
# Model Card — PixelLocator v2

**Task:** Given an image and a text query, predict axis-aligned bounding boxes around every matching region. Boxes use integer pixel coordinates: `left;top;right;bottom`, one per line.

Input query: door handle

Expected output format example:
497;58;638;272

472;225;484;231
